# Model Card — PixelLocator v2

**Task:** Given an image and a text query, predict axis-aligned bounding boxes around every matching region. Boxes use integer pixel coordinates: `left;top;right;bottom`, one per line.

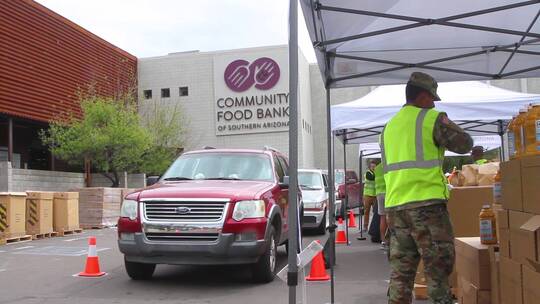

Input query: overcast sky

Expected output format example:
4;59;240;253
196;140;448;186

36;0;317;62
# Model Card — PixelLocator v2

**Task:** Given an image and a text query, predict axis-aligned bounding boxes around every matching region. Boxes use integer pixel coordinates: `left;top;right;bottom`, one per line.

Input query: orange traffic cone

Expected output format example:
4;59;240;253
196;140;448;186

78;236;106;277
348;210;357;228
335;218;348;244
306;240;330;281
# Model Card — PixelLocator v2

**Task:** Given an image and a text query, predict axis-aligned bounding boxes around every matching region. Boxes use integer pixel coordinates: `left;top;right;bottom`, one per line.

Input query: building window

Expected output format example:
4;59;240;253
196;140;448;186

179;86;189;96
143;90;152;99
161;88;170;98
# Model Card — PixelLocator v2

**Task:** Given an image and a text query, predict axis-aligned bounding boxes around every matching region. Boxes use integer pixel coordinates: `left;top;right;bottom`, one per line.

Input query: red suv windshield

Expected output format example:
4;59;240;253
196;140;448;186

161;152;274;182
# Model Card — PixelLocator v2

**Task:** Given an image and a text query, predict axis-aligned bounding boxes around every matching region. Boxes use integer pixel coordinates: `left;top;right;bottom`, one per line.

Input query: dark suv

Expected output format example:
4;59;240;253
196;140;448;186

117;147;298;283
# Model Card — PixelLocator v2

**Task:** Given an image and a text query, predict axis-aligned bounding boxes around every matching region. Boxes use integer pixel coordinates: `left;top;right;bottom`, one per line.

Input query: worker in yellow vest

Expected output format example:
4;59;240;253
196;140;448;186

374;162;387;250
382;72;473;304
362;160;377;233
471;146;488;164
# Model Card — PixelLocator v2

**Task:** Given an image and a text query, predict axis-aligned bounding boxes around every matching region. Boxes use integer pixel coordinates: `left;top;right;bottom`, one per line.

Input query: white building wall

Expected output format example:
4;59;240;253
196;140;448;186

298;50;314;169
138;45;540;175
138;46;313;167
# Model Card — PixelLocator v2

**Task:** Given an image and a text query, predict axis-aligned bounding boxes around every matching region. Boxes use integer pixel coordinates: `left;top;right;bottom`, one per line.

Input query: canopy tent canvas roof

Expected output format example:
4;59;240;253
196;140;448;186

358;135;503;158
300;0;540;88
288;2;540;302
331;80;540;144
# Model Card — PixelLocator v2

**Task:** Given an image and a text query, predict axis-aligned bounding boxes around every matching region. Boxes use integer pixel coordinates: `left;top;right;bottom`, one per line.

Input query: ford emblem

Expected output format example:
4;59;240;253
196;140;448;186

175;206;191;215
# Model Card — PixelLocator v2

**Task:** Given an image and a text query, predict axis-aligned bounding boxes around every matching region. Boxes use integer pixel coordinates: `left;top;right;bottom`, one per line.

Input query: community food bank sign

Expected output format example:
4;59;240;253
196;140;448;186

213;51;289;136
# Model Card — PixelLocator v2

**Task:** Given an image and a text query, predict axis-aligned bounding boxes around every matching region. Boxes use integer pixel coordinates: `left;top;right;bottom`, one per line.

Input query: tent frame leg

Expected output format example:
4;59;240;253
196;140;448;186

357;151;366;241
287;1;300;303
325;87;336;304
343;139;349;245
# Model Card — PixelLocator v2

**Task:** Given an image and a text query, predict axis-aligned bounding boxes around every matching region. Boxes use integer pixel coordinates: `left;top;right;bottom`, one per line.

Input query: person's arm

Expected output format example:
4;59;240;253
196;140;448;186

365;171;375;181
433;113;473;154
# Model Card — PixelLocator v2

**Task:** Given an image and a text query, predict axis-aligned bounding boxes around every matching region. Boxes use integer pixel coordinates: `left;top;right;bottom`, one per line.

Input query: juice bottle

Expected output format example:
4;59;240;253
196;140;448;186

514;109;527;158
479;204;497;245
507;116;517;159
493;170;502;204
524;102;540;156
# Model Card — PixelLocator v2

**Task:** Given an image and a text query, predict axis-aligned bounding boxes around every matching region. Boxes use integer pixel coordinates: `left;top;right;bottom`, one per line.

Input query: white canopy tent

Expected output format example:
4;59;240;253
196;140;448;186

358;135;504;159
287;2;540;302
331;81;540;145
301;0;540;88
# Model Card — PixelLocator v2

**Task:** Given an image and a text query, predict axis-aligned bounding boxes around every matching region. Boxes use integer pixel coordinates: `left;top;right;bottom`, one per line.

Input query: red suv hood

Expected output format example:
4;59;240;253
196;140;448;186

138;180;275;201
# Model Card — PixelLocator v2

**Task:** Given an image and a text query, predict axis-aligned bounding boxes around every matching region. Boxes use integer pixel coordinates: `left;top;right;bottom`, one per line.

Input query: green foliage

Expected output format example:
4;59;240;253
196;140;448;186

41;95;187;186
139;101;186;176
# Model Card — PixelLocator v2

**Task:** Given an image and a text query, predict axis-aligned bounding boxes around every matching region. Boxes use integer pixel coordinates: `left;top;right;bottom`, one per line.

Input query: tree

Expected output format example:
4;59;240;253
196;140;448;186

139;100;187;175
41;96;151;187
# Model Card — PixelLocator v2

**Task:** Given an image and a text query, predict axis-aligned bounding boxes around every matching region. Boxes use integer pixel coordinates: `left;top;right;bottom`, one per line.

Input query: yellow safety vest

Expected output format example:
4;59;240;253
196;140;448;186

381;105;448;208
374;163;385;195
363;170;376;197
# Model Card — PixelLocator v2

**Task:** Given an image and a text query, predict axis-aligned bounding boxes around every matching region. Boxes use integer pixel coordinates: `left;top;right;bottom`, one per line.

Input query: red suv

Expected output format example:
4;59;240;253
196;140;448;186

117;147;295;283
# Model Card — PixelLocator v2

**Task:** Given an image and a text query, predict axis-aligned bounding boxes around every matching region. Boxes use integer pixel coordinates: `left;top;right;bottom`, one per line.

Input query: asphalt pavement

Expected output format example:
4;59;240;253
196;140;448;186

0;222;427;304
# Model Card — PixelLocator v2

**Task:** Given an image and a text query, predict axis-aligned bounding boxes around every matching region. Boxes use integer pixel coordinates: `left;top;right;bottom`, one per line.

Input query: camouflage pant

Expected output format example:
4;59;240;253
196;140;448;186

386;204;455;304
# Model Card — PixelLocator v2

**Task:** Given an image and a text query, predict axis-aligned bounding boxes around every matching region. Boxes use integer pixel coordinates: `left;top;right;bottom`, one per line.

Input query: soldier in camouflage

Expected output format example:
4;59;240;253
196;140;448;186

382;72;473;304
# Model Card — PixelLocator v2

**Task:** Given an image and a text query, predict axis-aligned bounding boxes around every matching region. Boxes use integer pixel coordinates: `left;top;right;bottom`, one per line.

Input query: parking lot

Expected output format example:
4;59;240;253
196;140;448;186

0;226;402;304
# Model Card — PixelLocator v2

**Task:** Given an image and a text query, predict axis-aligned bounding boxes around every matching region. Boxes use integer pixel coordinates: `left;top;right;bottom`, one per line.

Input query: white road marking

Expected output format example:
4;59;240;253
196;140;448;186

63;236;89;242
13;246;34;250
0;250;6;253
11;246;110;256
0;269;6;272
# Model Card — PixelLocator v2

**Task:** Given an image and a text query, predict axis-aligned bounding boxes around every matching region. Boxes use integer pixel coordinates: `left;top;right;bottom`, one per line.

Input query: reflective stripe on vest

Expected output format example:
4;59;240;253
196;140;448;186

381;106;448;208
374;163;385;195
364;171;376;196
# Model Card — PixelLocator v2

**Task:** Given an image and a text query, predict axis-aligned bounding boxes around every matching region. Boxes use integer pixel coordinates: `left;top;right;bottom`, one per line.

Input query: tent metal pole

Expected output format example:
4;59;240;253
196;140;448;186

498;120;506;161
343;137;349;245
326;87;336;304
357;150;366;240
287;0;299;303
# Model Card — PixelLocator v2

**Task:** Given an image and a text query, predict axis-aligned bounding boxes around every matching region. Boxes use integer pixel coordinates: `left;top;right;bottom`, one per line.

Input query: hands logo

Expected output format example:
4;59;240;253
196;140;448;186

224;57;280;92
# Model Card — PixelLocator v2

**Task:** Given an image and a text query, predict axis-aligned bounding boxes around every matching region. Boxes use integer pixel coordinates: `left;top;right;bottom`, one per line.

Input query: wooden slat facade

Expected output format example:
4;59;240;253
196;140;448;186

0;0;137;123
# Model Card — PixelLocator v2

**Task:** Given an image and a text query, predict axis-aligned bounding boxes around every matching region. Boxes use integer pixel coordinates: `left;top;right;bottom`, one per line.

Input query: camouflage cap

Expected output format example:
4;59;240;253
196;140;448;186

407;72;441;101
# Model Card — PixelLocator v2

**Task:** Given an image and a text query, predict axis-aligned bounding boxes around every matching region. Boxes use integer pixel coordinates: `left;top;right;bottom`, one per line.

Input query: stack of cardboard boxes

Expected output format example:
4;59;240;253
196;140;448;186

455;237;492;304
497;155;540;304
0;191;80;244
0;192;28;243
77;187;123;228
414;185;495;300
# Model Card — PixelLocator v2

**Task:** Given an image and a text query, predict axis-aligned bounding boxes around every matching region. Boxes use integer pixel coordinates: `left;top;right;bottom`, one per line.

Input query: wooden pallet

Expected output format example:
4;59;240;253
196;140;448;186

31;232;58;240
4;235;32;244
413;284;428;300
57;228;83;237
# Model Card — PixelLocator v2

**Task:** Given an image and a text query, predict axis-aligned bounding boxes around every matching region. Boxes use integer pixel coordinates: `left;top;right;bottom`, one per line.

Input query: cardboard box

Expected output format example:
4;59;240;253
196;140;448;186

458;276;491;304
53;192;79;200
0;192;27;238
523;265;540;304
499;228;511;258
490;246;501;304
455;237;491;290
519;215;540;263
509;211;535;264
521;156;540;215
501;159;523;211
499;256;523;304
449;186;493;237
26;191;54;235
53;192;79;231
75;187;122;228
